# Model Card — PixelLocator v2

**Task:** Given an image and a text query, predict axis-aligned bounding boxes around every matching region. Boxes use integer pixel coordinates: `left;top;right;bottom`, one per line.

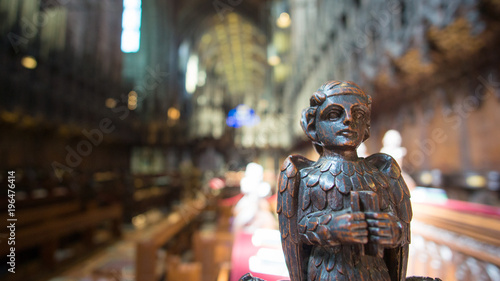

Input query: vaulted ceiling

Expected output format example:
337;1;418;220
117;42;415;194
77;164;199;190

174;0;270;99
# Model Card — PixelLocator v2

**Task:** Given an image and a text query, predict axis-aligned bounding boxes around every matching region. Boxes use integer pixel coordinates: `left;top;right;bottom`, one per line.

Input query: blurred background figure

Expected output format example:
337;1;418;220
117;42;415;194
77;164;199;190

357;142;369;158
381;129;417;190
233;163;276;233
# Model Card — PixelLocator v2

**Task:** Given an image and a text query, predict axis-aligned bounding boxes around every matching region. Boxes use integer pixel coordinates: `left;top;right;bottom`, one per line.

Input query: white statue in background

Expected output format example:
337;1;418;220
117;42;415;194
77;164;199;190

233;163;277;233
381;130;416;190
357;142;368;158
381;130;406;166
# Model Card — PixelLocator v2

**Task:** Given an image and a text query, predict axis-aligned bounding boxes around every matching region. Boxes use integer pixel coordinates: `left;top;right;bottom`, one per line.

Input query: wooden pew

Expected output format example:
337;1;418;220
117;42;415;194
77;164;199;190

1;203;122;266
217;262;231;281
408;201;500;280
135;198;207;281
0;202;122;281
3;203;122;254
0;200;80;227
193;230;234;281
166;255;202;281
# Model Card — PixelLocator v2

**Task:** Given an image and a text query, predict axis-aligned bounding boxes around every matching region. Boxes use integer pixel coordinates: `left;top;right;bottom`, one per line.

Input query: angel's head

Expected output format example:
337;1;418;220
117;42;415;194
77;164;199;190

300;81;371;156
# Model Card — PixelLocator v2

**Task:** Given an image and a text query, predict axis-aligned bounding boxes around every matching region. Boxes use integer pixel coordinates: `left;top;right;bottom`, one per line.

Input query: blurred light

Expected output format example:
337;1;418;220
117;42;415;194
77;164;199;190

226;104;260;128
185;54;199;94
105;98;117;109
167;107;180;120
273;32;290;53
251;229;281;247
201;34;212;45
419;172;433;186
1;111;19;123
466;175;486;188
124;0;141;8
268;55;281;66
121;0;141;53
258;99;268;109
21;56;37;69
128;91;138;110
249;248;289;277
274;63;290;82
197;70;206;86
276;12;291;28
411;187;448;203
132;214;146;229
121;30;141;53
197;95;207;106
227;13;239;22
209;178;225;190
20;115;36;128
122;9;141;29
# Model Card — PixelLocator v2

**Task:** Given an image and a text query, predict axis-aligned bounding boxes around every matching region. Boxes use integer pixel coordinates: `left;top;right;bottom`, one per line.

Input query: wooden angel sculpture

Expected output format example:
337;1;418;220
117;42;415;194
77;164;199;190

277;81;412;281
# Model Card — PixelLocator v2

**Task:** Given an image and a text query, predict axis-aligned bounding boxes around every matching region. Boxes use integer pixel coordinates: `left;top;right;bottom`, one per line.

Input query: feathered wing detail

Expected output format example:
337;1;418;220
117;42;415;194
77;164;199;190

277;155;314;281
366;153;413;281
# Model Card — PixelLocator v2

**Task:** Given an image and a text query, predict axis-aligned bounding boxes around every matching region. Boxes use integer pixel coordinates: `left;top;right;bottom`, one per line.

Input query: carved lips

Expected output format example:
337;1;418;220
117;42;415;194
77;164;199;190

337;129;358;138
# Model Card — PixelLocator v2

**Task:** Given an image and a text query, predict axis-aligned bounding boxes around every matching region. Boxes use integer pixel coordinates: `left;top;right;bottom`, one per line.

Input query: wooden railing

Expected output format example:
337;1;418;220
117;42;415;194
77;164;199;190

408;201;500;281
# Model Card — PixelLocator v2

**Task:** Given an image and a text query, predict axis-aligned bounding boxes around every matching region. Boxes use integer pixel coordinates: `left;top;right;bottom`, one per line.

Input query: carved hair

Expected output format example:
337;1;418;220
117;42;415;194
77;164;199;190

300;81;371;155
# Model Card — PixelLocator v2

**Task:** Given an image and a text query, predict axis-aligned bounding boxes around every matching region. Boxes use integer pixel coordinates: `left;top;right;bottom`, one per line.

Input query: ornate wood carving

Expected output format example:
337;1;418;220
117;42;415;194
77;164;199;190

238;81;415;281
240;81;451;281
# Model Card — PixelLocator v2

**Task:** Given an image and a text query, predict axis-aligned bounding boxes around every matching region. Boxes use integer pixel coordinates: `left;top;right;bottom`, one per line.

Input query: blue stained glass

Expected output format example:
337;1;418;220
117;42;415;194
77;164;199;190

226;105;260;128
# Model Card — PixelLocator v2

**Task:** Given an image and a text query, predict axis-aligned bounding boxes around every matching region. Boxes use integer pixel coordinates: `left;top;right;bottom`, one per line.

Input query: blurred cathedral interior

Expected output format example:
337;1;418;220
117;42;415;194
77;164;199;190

1;0;500;280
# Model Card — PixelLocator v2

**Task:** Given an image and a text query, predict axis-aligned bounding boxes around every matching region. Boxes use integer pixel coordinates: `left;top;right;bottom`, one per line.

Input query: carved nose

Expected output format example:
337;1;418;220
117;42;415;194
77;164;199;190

343;112;352;125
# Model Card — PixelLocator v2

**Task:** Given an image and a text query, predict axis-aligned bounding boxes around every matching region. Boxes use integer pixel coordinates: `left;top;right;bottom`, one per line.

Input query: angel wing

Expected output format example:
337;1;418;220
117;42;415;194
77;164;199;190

277;155;314;281
366;153;412;281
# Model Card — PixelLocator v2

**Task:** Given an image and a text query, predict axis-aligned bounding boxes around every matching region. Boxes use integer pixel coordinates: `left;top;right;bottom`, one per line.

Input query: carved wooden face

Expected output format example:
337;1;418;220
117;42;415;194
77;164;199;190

314;95;369;150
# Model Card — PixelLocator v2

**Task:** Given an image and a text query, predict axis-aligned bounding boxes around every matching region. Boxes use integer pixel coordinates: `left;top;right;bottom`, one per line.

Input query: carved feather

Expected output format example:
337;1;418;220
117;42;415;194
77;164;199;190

312;186;327;210
307;170;321;187
335;172;352;194
277;155;314;281
320;161;333;172
326;253;336;272
327;187;343;211
341;161;355;176
302;186;311;211
329;162;342;176
364;173;376;190
366;153;413;281
319;172;336;191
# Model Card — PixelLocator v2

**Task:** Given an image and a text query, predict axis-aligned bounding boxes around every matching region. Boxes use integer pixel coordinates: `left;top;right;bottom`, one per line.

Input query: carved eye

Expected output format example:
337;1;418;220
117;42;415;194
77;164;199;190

353;111;365;121
327;110;342;121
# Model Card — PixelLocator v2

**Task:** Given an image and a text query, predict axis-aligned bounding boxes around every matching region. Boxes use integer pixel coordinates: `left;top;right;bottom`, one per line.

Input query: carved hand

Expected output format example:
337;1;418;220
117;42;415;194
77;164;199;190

330;212;368;244
365;212;402;246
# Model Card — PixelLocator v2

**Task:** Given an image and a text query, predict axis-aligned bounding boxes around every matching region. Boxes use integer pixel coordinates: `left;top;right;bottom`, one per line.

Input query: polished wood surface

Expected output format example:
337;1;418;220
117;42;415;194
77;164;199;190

0;203;122;256
0;200;80;227
166;255;202;281
277;81;412;281
411;201;500;247
409;201;500;280
135;198;206;281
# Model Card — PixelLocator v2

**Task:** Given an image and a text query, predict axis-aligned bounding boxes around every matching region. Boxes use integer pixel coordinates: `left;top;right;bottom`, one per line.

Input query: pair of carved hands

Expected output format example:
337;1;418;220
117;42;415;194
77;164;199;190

329;211;402;246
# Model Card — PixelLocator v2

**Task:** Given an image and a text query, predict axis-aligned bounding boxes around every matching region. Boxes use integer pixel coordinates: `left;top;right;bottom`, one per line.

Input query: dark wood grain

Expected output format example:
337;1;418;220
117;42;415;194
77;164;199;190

276;81;413;281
